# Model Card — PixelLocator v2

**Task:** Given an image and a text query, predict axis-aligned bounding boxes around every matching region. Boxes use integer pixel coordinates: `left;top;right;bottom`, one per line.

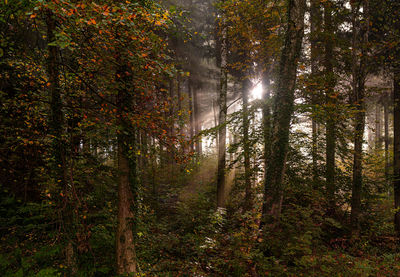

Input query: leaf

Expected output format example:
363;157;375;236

88;18;97;25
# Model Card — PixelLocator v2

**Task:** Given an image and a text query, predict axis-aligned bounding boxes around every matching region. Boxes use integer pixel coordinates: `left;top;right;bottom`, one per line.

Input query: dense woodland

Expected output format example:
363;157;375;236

1;0;400;276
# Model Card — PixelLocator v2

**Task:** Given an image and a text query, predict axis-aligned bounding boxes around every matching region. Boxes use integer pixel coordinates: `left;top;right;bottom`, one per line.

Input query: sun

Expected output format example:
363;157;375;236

250;81;263;100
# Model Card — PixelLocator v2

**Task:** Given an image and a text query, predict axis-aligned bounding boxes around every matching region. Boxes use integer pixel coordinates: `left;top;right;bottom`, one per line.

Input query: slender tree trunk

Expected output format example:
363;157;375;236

310;0;322;184
375;101;382;151
217;10;228;208
193;84;202;156
261;73;272;220
393;69;400;236
384;92;390;184
213;99;219;150
350;0;368;234
262;0;306;224
169;79;176;166
324;0;336;214
177;75;182;122
367;112;374;151
242;76;252;211
46;10;64;190
46;10;76;275
262;74;271;176
188;79;195;153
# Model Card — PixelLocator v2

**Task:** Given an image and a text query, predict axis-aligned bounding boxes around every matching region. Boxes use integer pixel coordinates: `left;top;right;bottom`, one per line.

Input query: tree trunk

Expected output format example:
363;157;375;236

261;73;272;220
384;91;390;184
46;10;76;275
213;98;219;150
262;0;306;225
116;131;137;274
310;0;322;184
188;78;195;153
115;68;137;274
262;75;271;175
324;0;336;214
217;10;228;208
193;83;202;156
375;101;382;151
350;0;368;234
367;112;374;151
394;69;400;236
242;76;252;211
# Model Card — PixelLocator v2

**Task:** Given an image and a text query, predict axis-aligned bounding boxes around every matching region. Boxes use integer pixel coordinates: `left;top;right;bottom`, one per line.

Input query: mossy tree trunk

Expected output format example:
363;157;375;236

115;65;137;274
262;0;306;225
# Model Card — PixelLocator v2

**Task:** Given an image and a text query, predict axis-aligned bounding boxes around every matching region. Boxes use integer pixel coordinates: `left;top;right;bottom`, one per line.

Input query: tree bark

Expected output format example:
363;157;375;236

350;0;368;234
262;75;271;175
324;0;336;214
217;10;228;208
261;73;272;220
394;69;400;236
242;76;252;211
188;78;195;153
115;66;137;274
262;0;306;224
384;91;390;184
375;101;382;151
310;0;322;184
116;130;137;274
193;83;202;156
213;98;219;150
46;10;76;275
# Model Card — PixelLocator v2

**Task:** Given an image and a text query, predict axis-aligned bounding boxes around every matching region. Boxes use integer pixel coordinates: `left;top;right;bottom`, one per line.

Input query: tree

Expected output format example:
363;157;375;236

394;69;400;236
217;1;228;208
350;0;369;234
242;73;252;210
323;0;337;214
262;0;306;224
310;0;322;183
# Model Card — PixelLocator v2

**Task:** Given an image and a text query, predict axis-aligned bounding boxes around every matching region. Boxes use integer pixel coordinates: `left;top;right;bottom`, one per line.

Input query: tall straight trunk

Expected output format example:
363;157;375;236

310;0;322;184
261;73;272;222
367;113;374;151
188;79;195;153
193;84;202;155
375;102;382;151
177;75;182;122
116;130;137;274
217;11;228;208
139;131;148;175
46;10;76;275
350;0;368;233
228;131;233;162
262;74;271;178
115;67;137;274
262;0;306;224
46;10;64;187
384;92;390;183
394;69;400;236
169;79;176;152
324;0;336;213
242;76;252;211
213;99;219;150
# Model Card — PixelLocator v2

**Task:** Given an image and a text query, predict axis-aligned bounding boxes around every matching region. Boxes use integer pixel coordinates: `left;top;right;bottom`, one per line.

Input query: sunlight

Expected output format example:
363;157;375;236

250;81;263;100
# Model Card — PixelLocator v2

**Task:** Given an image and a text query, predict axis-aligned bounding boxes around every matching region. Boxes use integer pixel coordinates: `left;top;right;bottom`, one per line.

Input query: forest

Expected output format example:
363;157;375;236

0;0;400;276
